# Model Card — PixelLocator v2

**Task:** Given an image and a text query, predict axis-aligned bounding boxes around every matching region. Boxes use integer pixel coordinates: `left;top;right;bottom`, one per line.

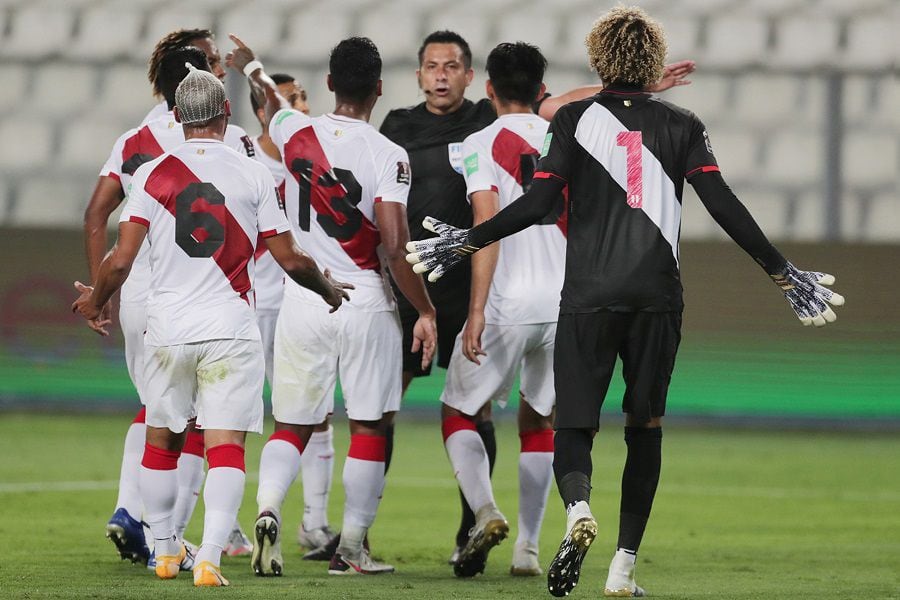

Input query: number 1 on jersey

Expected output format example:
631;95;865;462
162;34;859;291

616;131;643;209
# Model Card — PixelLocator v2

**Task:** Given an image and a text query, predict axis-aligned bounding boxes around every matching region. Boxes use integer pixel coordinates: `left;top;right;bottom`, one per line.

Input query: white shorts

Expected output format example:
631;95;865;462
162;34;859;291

441;322;557;417
119;302;147;404
272;295;402;425
257;308;279;387
143;338;265;434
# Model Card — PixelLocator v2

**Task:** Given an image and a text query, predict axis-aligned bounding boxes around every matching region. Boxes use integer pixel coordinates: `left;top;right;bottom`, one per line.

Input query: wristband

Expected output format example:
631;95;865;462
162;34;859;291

243;60;264;77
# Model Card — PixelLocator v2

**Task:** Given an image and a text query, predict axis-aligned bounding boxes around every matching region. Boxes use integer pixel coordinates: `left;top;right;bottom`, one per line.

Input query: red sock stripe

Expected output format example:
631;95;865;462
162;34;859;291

206;443;246;472
347;434;386;462
442;415;477;442
182;430;205;457
269;429;305;454
132;407;146;424
520;429;554;453
141;443;180;470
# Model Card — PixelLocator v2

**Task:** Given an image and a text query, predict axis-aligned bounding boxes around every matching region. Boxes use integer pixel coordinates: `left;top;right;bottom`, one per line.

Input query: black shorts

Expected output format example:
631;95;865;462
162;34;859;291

554;310;682;429
395;274;470;376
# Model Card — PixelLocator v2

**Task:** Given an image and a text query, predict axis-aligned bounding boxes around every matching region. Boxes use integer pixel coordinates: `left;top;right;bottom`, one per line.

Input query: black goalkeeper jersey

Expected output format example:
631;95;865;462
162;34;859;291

536;85;719;313
380;98;496;290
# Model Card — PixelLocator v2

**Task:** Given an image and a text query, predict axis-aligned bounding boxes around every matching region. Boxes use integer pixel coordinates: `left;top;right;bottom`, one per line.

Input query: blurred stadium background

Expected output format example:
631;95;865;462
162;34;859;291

0;0;897;422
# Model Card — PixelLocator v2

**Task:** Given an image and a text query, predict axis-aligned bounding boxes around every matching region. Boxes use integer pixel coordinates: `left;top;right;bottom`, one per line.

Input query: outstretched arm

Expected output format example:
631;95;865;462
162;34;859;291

692;170;844;326
265;232;352;312
538;60;696;120
406;176;565;281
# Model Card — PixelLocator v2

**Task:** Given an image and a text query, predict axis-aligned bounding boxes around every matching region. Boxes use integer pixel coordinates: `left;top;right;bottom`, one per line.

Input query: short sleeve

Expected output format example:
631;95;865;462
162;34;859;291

256;167;291;238
461;135;498;201
535;105;578;183
268;109;308;153
684;114;720;180
224;124;256;157
118;165;153;228
99;129;134;184
374;144;411;205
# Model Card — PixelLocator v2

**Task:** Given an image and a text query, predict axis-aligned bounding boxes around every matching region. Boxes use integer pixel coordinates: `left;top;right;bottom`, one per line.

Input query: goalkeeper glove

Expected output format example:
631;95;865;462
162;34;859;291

405;217;479;282
770;262;845;327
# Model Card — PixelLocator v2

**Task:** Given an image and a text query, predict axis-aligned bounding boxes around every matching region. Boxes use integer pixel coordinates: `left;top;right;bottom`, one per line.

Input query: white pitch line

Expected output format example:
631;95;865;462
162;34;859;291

2;477;898;504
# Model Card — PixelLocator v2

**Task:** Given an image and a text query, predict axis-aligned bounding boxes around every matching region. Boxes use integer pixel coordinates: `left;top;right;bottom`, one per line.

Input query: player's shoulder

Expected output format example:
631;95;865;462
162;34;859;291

272;108;312;131
648;96;704;125
224;123;256;157
462;118;499;149
130;151;170;188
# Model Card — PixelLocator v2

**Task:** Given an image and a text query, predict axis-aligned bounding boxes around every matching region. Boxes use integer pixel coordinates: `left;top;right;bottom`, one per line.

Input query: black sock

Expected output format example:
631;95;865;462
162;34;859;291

383;424;395;475
554;428;594;508
455;420;497;546
617;426;662;553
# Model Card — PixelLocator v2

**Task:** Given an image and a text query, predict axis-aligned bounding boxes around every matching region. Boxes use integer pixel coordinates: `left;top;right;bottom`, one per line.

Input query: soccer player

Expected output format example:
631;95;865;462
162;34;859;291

441;41;564;579
226;34;437;576
84;46;255;565
406;7;844;597
142;28;228;125
73;65;350;587
248;74;338;554
380;30;696;563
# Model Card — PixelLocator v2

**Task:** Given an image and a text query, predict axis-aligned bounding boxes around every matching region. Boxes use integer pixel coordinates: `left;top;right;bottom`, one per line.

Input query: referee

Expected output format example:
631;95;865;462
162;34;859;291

406;7;843;597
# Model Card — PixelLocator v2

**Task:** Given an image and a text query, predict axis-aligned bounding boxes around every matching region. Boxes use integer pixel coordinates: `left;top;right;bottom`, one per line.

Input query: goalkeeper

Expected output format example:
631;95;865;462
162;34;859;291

406;6;844;598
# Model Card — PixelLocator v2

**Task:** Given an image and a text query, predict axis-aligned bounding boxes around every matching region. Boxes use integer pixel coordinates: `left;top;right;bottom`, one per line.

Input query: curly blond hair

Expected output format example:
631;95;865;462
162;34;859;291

585;6;666;87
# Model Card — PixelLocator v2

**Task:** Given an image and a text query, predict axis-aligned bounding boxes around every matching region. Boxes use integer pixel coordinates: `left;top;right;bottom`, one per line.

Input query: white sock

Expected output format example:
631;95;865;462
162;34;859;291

443;419;494;513
196;465;245;567
341;434;386;539
114;420;146;518
256;433;304;519
301;426;335;531
172;452;204;539
139;444;180;557
517;449;553;545
517;430;554;546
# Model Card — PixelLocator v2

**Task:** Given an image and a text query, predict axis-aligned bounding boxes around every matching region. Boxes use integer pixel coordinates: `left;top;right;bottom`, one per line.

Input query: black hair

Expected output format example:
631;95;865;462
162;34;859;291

148;28;213;97
418;30;472;69
250;73;296;113
485;42;547;106
329;37;381;103
158;46;210;109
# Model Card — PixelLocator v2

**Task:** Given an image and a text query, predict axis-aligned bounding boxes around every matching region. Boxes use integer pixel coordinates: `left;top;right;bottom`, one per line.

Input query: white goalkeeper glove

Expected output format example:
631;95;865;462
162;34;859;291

405;217;479;282
771;262;845;327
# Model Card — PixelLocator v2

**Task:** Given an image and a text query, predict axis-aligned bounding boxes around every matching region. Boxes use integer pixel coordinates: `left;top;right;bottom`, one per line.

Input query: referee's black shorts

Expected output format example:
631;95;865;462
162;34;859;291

554;310;682;429
393;269;471;377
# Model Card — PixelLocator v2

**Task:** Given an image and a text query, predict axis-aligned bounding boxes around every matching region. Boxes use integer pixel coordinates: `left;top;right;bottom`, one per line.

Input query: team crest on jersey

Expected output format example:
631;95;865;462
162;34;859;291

396;161;411;185
702;130;714;154
448;142;464;174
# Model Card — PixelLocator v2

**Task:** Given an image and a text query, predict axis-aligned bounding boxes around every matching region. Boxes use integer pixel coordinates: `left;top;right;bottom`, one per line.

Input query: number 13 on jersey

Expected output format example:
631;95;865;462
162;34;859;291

616;131;643;209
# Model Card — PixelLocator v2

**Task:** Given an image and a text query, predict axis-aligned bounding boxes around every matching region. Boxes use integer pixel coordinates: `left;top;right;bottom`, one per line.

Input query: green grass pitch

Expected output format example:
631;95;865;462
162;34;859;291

1;413;898;599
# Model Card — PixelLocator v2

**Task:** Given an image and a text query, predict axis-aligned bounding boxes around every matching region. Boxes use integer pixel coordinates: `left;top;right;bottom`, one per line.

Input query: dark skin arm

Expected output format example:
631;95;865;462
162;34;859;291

72;221;146;336
264;231;353;312
375;202;437;369
83;175;125;322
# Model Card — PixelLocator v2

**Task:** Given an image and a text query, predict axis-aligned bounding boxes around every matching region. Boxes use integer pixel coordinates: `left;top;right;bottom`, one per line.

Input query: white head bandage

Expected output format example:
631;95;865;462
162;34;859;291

175;63;226;125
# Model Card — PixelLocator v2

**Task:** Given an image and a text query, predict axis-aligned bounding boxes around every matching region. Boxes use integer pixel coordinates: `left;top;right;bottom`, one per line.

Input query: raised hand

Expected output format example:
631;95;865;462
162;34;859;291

405;217;478;282
224;34;256;74
771;262;845;327
647;59;696;93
